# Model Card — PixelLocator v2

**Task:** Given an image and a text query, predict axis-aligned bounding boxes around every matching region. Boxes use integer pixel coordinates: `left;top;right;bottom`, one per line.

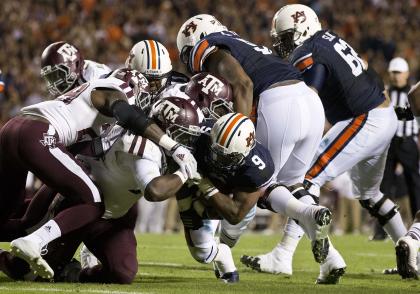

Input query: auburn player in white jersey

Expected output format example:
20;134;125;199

4;55;199;279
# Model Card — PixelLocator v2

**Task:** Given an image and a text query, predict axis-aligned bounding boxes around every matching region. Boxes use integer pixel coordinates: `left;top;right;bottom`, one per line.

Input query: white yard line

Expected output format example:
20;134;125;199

0;286;151;294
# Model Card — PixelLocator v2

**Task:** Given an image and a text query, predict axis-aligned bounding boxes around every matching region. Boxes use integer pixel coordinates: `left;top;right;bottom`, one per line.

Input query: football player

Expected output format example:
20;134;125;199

4;64;198;278
176;15;329;265
154;97;334;282
241;4;404;284
40;41;111;96
125;40;189;101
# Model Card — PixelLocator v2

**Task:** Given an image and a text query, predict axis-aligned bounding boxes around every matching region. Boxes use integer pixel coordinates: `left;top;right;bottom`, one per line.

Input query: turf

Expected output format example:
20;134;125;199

0;233;419;294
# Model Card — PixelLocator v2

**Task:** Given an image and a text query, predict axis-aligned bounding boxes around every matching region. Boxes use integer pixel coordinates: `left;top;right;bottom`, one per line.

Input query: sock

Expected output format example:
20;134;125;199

383;213;407;243
268;186;307;217
22;220;61;248
407;223;420;241
213;243;236;274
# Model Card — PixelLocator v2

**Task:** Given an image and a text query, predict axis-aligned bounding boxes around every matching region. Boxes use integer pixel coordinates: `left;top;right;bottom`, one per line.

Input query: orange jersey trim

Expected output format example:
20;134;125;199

296;57;314;71
193;40;209;72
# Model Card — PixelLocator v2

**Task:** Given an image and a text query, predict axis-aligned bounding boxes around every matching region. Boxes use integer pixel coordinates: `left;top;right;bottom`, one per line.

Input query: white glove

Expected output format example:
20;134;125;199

100;123;125;153
171;144;200;180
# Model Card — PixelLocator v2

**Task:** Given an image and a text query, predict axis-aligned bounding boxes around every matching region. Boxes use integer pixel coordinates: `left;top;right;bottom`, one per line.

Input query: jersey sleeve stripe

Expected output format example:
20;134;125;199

305;114;368;180
128;135;139;154
193;40;210;72
292;53;313;67
137;137;147;157
295;57;314;71
148;40;157;70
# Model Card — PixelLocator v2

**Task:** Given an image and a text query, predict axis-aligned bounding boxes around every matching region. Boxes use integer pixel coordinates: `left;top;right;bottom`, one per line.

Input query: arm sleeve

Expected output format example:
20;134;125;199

111;100;151;135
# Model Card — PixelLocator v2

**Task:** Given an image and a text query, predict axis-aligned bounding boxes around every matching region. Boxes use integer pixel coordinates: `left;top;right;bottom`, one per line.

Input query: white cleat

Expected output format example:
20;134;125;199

240;251;292;275
10;238;54;279
80;244;99;269
316;246;346;284
395;236;420;279
299;206;332;263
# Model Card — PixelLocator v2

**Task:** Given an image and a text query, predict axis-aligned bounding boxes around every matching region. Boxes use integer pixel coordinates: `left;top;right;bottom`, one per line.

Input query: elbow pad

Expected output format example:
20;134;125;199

111;100;151;135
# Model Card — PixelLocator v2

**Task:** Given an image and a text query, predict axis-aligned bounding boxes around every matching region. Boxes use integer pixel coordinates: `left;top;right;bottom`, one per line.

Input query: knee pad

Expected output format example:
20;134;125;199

189;244;218;264
359;196;399;226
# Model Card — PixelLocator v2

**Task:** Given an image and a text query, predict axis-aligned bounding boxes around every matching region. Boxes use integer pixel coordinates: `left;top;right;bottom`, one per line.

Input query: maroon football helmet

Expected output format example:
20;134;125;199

40;41;84;95
157;96;204;150
184;72;233;120
110;68;151;111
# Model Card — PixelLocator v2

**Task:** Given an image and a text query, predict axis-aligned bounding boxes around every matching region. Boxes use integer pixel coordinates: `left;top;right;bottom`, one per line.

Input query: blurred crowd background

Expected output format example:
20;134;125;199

0;0;419;237
0;0;419;126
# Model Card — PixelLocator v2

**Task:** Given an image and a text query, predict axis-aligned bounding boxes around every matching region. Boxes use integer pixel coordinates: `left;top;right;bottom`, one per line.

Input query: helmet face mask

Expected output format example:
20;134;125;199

208;143;245;172
271;29;297;59
41;64;78;96
166;124;201;150
271;4;322;59
209;98;234;120
126;40;172;95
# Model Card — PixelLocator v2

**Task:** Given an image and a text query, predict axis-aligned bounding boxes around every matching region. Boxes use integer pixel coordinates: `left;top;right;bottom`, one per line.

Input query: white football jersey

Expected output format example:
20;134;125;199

79;128;165;219
82;60;111;82
21;75;137;146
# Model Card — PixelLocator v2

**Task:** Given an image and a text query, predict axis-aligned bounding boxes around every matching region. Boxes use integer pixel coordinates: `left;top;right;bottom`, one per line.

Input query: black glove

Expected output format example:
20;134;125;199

395;107;414;120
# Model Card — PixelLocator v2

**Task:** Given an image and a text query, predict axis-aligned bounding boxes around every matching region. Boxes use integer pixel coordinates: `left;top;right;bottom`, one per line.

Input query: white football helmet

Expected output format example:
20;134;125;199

271;4;321;58
209;113;256;171
125;40;172;94
177;14;227;64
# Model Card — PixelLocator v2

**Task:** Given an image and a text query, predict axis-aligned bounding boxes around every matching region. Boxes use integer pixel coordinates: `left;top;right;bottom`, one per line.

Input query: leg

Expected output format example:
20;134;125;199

7;119;103;278
80;206;138;284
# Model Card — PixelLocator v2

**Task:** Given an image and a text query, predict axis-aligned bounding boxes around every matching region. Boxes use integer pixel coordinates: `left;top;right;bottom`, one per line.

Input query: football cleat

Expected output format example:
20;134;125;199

383;267;398;275
219;270;239;283
240;253;292;275
300;206;332;263
10;238;54;279
395;236;419;279
316;246;346;284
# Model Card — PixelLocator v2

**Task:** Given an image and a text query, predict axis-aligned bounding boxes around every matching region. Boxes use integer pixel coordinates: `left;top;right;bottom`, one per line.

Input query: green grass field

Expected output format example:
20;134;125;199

1;233;419;294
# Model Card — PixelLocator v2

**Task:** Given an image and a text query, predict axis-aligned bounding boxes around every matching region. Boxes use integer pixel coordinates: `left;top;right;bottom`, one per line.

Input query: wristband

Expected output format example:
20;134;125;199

204;187;219;200
159;134;178;152
173;170;187;184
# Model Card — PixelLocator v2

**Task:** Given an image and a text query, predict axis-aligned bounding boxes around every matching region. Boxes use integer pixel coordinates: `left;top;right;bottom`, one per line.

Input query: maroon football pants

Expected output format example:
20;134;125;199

0;116;103;235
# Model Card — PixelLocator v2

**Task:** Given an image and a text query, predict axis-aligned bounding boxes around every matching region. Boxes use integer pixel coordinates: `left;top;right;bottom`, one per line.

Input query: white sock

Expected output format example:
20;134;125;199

383;213;407;243
268;186;307;217
407;223;420;241
22;220;61;248
213;243;236;274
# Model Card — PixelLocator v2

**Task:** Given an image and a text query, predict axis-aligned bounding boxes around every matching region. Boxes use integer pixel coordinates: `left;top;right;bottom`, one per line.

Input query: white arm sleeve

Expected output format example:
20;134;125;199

134;158;162;195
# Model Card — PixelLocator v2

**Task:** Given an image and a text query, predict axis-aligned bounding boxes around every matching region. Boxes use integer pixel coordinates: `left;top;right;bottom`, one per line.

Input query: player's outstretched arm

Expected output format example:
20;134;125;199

205;49;253;117
197;177;261;225
91;89;198;179
144;171;187;202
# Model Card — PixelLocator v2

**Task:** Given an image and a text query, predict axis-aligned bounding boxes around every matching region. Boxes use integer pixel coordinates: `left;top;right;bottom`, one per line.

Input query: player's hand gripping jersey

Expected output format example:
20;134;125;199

188;31;302;98
21;69;148;146
289;30;385;124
